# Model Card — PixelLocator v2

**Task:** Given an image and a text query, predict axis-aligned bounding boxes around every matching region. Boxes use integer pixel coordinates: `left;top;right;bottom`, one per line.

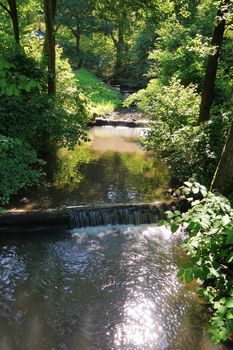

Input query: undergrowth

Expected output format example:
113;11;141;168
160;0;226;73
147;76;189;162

164;181;233;345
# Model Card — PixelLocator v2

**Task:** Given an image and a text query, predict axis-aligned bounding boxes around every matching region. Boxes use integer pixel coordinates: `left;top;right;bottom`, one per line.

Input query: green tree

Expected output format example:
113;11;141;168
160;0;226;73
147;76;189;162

56;0;97;68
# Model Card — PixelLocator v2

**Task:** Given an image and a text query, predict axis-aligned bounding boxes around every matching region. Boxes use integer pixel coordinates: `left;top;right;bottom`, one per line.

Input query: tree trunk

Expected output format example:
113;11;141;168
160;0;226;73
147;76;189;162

211;121;233;195
75;25;83;68
75;24;80;55
198;2;227;123
7;0;20;45
114;23;124;79
0;0;20;45
44;0;57;95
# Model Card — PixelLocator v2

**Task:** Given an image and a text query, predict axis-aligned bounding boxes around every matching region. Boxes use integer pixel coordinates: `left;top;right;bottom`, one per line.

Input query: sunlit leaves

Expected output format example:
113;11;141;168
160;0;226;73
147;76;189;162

165;182;233;343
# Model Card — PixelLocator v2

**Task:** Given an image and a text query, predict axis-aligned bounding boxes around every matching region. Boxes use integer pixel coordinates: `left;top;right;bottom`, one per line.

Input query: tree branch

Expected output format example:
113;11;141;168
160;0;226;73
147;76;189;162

110;31;117;47
54;22;62;33
0;1;12;17
69;25;78;37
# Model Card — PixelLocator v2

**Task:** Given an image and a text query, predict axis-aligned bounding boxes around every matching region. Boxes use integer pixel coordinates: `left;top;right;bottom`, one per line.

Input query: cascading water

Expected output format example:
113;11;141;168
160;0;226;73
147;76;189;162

69;204;168;228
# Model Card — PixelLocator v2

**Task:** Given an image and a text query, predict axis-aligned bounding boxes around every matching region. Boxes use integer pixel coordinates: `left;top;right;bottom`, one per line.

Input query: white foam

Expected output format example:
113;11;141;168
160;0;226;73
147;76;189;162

71;224;183;244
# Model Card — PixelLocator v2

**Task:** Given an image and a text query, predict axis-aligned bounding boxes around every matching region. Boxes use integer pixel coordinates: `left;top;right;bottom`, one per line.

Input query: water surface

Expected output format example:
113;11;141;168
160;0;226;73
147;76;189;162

12;127;170;209
0;225;219;350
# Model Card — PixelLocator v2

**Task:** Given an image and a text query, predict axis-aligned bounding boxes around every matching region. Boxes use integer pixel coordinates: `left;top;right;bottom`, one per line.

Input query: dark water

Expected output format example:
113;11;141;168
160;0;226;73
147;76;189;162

12;127;170;210
0;225;220;350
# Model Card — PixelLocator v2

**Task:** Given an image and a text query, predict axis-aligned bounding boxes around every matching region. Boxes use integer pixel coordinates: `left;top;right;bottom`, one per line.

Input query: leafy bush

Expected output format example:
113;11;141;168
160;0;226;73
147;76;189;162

149;113;228;186
0;136;43;205
125;76;200;128
0;48;89;153
125;77;232;186
165;182;233;344
125;77;201;182
0;49;45;96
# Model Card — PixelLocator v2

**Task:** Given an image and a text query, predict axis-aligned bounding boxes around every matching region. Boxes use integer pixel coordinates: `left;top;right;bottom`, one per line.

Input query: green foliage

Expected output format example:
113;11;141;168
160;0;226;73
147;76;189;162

125;76;200;127
0;41;89;204
125;73;232;186
147;113;229;185
75;68;122;115
0;48;89;153
0;50;45;96
165;181;233;344
0;136;43;205
148;22;206;87
125;77;205;183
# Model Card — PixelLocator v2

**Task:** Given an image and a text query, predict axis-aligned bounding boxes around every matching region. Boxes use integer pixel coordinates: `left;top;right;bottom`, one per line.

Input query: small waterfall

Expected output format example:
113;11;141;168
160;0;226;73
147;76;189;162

69;203;169;228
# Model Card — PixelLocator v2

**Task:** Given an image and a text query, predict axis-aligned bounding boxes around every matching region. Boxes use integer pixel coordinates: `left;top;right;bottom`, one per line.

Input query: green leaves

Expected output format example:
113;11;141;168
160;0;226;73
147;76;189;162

0;136;43;205
166;183;233;344
225;228;233;245
177;263;194;282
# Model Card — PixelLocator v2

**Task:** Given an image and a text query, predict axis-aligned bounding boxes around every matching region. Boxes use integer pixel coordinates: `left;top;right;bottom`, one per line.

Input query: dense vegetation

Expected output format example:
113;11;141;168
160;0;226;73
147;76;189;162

165;182;233;344
0;0;233;344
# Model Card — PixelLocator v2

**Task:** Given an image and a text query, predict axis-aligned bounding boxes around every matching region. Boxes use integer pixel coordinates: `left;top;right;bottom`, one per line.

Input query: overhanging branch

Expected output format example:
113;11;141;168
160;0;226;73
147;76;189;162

0;1;11;16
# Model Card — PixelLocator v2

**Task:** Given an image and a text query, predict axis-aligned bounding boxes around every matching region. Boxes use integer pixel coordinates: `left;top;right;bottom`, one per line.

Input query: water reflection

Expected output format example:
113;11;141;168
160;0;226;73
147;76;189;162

12;127;170;209
0;225;223;349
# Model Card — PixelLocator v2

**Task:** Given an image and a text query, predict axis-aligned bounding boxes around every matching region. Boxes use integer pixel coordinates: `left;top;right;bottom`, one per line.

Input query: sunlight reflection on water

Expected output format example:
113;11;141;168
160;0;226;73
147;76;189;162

0;225;223;350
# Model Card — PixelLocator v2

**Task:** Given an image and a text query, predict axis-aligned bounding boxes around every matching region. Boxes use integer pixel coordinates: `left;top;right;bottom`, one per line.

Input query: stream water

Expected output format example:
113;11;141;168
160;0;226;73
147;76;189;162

13;126;170;210
1;126;225;349
0;225;218;350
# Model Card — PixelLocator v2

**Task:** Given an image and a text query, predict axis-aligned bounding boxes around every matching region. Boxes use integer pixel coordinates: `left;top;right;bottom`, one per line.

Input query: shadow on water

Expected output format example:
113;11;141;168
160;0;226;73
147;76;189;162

3;126;228;350
11;127;170;210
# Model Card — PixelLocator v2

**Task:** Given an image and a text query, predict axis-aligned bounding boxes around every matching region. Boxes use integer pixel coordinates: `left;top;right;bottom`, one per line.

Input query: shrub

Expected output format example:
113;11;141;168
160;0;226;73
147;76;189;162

0;136;43;205
125;76;200;129
165;182;233;344
0;48;89;153
149;113;228;186
125;77;231;186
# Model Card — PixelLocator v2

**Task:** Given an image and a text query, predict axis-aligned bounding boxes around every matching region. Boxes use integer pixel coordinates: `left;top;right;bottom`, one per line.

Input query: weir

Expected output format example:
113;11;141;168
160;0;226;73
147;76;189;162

69;203;169;228
0;202;174;230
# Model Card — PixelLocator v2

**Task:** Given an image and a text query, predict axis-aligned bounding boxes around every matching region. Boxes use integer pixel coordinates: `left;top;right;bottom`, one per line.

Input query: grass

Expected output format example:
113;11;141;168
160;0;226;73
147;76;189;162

74;68;122;116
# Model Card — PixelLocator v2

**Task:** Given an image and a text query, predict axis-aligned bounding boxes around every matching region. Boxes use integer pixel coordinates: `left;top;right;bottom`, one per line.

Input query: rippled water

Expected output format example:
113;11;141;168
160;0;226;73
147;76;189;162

0;225;218;350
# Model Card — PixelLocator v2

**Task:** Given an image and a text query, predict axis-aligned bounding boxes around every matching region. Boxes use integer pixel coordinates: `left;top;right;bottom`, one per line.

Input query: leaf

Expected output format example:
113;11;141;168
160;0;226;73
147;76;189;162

225;299;233;308
226;310;233;319
209;267;220;278
218;327;229;341
200;188;207;197
223;215;231;226
192;187;199;194
166;211;174;219
171;223;179;233
226;231;233;245
184;181;192;187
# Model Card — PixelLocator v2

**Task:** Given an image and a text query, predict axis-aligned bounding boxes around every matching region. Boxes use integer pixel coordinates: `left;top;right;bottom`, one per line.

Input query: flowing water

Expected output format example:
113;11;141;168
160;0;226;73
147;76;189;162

0;225;219;350
12;126;170;210
2;126;225;349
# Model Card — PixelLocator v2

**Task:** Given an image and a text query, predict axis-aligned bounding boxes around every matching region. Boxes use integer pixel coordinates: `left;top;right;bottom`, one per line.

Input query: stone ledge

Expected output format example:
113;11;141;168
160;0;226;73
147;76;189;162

0;202;175;230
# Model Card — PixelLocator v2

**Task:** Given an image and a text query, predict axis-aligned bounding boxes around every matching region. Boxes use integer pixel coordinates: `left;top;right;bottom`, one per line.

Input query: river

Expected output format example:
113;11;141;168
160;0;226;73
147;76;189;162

1;126;224;349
